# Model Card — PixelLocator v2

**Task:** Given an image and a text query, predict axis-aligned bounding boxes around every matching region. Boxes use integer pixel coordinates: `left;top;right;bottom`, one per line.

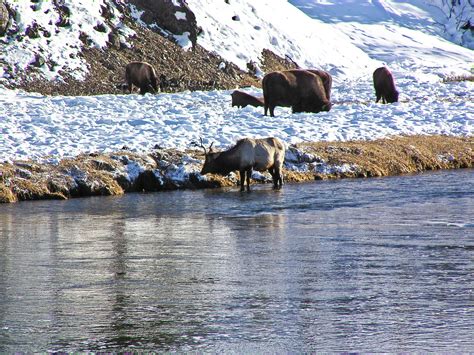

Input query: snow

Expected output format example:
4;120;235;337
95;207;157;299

1;79;472;164
187;0;378;79
0;0;473;170
0;0;132;81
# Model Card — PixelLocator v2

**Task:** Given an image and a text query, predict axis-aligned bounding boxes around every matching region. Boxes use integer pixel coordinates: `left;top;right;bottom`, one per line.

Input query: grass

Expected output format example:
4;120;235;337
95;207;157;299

0;135;472;203
442;75;474;83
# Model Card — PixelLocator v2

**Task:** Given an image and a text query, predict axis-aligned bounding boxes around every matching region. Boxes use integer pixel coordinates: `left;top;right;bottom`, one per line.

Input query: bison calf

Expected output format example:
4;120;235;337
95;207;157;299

231;90;265;108
373;67;399;104
125;61;158;95
199;137;285;192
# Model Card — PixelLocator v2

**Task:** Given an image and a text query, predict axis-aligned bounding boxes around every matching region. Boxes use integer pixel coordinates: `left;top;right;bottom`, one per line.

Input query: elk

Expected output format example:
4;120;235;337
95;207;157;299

199;137;286;192
231;90;265;108
262;69;331;117
124;61;158;95
373;67;399;104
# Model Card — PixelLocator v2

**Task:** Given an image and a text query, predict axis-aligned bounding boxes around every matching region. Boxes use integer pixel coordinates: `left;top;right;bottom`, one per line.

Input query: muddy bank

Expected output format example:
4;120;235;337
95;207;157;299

0;135;472;203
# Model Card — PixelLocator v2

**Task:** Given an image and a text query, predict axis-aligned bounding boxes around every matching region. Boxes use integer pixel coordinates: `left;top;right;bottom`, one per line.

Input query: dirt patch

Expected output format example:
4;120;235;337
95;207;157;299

1;135;472;204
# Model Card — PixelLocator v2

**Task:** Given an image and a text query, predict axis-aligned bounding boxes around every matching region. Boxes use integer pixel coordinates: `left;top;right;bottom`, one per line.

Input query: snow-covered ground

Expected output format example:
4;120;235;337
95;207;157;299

1;78;472;164
0;0;473;163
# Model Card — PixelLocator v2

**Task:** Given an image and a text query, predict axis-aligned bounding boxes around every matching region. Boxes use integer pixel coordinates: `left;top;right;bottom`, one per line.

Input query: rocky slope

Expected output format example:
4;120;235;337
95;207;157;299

0;0;296;96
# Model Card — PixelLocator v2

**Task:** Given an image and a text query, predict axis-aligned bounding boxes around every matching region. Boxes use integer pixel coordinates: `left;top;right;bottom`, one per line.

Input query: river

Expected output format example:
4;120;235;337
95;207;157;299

1;169;473;352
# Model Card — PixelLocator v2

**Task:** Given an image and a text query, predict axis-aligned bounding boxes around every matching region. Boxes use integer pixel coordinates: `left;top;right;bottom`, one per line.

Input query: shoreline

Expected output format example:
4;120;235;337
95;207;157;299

0;134;472;204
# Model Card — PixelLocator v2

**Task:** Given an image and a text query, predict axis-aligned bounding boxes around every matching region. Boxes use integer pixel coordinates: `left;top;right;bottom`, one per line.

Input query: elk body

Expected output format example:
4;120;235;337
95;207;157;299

231;90;265;108
262;69;331;117
125;61;158;95
200;137;286;192
373;67;399;104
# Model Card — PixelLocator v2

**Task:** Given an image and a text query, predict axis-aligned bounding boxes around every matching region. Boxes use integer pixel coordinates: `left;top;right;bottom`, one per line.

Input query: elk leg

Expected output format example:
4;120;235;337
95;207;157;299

239;170;245;192
277;168;283;189
274;167;283;189
268;167;277;189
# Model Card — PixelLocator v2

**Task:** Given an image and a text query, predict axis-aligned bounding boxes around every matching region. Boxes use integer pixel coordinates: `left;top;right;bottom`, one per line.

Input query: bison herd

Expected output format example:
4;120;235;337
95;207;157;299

124;61;399;191
123;61;399;114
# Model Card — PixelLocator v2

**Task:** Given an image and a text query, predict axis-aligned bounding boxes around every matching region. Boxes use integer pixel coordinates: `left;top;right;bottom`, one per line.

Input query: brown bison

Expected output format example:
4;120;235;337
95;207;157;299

262;69;331;117
199;137;285;191
373;67;399;104
125;61;158;95
307;69;332;101
231;90;265;108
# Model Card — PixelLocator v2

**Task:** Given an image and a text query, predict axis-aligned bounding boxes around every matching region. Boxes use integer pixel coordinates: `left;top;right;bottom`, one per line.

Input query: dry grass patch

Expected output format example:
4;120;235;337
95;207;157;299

0;184;17;203
295;135;473;180
0;135;472;203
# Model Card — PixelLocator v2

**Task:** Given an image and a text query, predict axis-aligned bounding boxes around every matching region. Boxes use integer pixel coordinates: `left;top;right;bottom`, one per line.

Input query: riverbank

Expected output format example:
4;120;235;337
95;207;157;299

0;135;472;203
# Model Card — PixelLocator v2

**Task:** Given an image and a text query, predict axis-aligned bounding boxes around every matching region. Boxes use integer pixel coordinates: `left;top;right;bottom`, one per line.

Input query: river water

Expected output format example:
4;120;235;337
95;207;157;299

0;169;473;352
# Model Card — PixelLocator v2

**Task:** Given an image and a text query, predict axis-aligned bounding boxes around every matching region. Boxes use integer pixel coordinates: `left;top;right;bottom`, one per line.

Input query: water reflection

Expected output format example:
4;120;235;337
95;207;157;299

0;169;473;352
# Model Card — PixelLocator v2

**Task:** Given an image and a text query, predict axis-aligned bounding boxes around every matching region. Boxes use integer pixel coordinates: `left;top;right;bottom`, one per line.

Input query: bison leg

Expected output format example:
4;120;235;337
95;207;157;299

147;83;157;94
264;103;269;116
375;93;381;103
239;170;246;192
269;105;275;117
246;168;252;192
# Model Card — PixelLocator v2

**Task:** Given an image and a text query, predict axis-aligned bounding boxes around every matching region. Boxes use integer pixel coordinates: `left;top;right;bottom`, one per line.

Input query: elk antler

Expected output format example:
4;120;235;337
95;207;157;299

199;137;207;155
191;137;213;155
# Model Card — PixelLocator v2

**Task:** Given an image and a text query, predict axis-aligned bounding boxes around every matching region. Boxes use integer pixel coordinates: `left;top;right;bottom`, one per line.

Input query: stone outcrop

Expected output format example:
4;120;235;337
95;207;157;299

0;0;10;36
129;0;199;49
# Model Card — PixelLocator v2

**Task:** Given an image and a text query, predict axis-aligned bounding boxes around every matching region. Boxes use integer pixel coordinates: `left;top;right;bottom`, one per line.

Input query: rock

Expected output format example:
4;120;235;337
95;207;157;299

31;54;45;68
0;0;10;36
108;31;121;49
129;0;199;49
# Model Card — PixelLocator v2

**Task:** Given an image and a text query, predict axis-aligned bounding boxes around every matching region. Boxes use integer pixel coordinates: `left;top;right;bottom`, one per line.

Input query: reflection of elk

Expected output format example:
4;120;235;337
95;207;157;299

231;90;264;108
125;61;158;95
199;137;286;192
373;67;399;104
262;69;331;117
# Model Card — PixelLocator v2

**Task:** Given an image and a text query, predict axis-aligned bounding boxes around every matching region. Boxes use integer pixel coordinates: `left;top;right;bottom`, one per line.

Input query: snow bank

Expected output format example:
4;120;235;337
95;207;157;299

1;77;472;163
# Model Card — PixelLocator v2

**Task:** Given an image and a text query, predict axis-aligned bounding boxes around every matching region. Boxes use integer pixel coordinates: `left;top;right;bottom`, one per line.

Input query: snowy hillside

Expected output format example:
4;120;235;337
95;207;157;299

0;0;472;85
0;0;135;82
0;0;473;164
187;0;473;81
